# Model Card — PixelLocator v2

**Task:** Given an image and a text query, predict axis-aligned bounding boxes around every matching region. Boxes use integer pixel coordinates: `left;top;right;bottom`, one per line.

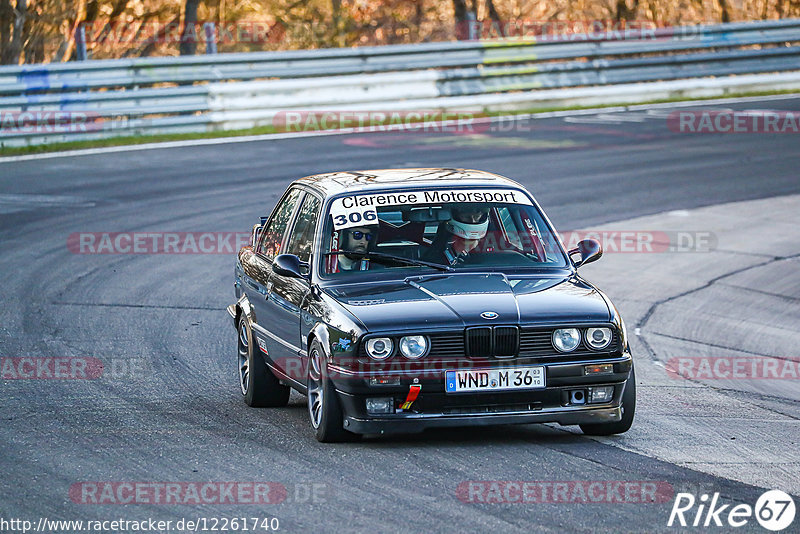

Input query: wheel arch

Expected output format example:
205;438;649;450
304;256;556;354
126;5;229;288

231;295;256;329
307;322;332;362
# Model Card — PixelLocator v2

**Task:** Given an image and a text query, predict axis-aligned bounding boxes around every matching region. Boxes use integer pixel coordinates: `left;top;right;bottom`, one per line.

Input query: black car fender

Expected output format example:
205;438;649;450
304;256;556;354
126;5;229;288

229;294;256;329
308;323;332;362
593;288;630;353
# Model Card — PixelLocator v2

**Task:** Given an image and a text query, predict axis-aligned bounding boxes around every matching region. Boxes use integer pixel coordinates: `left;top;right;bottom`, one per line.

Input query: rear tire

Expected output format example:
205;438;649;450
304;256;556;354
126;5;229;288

307;340;357;443
580;365;636;436
237;315;290;408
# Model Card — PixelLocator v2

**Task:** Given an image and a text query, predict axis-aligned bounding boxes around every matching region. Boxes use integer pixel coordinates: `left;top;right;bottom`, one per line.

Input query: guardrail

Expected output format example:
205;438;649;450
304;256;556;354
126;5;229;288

1;19;799;147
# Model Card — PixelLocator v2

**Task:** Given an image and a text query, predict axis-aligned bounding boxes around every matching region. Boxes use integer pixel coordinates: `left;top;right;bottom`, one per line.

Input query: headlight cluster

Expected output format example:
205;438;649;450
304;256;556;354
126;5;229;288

365;335;429;360
365;338;393;360
552;327;613;352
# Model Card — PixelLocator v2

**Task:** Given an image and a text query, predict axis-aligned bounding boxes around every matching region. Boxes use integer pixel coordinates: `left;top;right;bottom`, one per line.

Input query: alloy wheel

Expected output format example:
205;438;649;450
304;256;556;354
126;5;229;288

307;347;324;429
238;321;250;396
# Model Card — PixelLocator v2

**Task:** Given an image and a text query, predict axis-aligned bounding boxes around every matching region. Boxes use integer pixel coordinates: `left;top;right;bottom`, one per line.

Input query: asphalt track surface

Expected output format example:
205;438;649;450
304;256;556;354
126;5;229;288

1;96;799;533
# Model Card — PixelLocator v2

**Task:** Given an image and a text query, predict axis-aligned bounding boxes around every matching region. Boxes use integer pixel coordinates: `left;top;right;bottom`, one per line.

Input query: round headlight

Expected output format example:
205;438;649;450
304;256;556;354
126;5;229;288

585;327;612;350
399;335;428;359
552;328;580;352
365;338;393;360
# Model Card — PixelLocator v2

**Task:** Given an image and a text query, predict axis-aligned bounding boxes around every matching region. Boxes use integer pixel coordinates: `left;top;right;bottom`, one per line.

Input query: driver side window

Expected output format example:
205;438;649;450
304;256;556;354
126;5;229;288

257;188;302;259
285;194;321;263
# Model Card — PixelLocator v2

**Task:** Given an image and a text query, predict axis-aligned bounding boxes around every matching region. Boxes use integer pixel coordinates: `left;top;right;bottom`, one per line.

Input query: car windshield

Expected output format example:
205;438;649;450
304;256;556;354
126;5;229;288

321;188;568;276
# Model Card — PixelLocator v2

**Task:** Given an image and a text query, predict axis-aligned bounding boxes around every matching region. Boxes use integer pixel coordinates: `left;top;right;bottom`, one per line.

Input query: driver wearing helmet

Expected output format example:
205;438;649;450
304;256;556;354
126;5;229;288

423;205;490;265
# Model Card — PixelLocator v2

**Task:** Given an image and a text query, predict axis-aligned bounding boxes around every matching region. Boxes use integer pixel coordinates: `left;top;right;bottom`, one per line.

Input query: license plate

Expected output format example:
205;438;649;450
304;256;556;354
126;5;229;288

445;366;545;393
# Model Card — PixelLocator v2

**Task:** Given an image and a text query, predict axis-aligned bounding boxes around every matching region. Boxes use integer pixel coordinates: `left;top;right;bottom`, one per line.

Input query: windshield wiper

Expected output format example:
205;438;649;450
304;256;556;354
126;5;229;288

323;251;453;272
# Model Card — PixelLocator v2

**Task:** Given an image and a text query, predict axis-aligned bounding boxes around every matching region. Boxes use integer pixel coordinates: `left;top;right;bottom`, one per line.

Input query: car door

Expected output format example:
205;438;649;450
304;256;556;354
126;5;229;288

264;191;322;381
240;187;303;370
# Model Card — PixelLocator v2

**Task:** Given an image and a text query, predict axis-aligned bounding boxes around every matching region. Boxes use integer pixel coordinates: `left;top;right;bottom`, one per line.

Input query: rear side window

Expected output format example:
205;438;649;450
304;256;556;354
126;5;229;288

257;188;302;259
285;195;321;263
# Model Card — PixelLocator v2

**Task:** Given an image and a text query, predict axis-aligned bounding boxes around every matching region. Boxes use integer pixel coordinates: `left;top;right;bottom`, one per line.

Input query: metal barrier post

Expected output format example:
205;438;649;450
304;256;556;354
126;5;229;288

204;23;218;55
466;12;478;41
75;25;88;61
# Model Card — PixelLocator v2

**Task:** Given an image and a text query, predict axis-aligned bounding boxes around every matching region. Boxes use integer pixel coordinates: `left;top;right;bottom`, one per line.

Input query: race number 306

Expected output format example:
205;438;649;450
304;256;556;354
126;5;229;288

332;207;378;230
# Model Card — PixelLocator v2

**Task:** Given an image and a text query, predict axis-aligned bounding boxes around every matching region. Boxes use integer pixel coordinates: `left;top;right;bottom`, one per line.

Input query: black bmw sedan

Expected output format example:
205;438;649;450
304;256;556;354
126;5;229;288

228;168;635;442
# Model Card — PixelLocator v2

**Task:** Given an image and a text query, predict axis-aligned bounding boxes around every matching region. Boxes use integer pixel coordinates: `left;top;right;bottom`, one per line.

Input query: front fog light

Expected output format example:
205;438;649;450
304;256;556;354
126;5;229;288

552;328;580;352
366;397;395;414
586;327;612;350
366;338;393;360
399;335;428;359
588;386;614;404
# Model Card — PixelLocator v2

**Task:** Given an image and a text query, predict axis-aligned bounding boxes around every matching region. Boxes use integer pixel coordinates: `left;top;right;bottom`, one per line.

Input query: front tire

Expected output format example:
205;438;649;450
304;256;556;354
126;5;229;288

580;365;636;436
307;340;355;442
237;316;290;407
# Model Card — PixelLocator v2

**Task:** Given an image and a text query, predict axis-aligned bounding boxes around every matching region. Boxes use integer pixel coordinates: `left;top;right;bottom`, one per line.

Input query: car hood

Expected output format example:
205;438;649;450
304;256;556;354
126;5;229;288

323;273;611;332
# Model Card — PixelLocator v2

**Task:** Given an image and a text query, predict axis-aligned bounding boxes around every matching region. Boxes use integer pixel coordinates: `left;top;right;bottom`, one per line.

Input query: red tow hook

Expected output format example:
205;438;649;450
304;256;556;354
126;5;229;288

399;384;422;410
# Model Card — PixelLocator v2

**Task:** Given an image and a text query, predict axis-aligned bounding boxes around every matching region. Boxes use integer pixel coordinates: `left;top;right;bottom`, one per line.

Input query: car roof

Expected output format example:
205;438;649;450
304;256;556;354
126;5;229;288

294;168;525;197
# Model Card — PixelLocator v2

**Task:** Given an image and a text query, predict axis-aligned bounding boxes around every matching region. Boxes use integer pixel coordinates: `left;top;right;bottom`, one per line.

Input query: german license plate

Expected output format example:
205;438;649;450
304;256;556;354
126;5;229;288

445;366;545;393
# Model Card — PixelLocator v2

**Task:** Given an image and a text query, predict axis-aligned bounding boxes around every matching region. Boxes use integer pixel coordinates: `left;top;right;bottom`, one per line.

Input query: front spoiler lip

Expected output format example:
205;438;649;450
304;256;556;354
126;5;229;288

343;405;622;434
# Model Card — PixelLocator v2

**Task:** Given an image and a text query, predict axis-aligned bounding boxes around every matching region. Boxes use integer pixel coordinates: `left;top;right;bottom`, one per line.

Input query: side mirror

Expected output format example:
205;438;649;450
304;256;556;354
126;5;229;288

569;238;602;268
273;254;309;280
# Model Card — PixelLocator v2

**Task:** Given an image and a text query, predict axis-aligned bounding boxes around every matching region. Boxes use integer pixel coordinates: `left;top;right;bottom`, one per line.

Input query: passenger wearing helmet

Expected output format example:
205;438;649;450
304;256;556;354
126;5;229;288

423;205;490;265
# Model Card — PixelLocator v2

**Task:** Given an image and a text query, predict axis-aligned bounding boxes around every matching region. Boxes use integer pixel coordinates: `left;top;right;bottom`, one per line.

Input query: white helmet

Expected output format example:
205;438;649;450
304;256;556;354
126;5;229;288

446;208;489;240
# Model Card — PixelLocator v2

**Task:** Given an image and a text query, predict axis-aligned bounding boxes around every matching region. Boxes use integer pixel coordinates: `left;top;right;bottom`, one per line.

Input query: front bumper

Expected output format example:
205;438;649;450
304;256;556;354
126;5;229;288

343;404;622;434
330;353;633;434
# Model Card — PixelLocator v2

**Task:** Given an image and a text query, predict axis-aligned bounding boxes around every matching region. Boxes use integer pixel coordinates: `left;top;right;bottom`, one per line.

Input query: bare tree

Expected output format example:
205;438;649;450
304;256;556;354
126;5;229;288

452;0;469;39
414;0;424;41
7;0;800;65
717;0;731;22
180;0;200;55
484;0;504;36
0;0;26;64
331;0;343;46
0;0;11;63
62;0;87;61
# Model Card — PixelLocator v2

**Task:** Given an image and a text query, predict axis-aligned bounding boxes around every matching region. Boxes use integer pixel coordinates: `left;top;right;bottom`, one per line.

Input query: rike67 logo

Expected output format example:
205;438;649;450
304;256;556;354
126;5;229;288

668;490;796;531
